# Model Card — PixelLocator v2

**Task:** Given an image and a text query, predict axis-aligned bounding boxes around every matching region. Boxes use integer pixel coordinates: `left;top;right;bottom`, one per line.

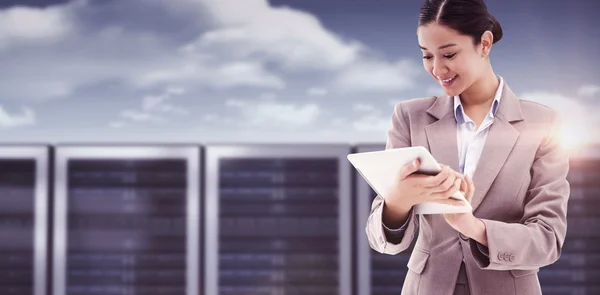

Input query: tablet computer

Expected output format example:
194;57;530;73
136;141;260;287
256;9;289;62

347;146;471;214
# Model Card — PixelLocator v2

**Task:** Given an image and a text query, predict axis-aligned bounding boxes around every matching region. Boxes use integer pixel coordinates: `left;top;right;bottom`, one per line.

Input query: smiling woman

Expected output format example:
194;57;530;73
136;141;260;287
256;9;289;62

365;0;571;295
417;0;503;107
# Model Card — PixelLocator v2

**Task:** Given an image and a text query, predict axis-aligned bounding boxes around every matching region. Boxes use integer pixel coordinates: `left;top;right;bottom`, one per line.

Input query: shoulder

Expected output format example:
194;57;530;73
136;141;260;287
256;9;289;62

518;99;558;123
517;99;564;149
392;96;438;117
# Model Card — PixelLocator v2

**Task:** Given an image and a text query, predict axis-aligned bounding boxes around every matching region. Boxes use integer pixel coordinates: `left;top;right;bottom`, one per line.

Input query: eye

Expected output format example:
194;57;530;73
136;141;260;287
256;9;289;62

422;55;433;60
444;53;457;59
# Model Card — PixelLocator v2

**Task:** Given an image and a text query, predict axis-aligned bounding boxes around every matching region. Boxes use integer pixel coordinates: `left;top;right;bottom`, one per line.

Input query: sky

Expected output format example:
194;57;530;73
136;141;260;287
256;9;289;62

0;0;598;146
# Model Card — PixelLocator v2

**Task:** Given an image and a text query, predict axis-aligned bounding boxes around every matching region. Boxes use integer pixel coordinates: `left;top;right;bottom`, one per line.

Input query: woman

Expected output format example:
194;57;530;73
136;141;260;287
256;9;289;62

365;0;571;294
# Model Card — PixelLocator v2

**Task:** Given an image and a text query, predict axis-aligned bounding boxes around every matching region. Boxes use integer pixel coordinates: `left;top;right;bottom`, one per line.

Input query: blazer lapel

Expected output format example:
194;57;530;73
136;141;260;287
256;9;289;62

425;116;460;173
425;94;460;173
471;84;524;212
425;83;524;212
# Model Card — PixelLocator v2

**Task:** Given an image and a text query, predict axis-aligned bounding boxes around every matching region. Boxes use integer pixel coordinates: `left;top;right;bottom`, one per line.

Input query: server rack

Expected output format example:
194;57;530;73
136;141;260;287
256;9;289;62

354;144;415;295
0;145;49;295
204;144;352;295
538;145;600;295
52;145;200;295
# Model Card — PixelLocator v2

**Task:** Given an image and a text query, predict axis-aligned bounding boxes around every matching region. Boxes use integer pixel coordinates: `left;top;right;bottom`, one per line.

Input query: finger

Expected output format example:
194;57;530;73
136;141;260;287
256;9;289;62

459;174;467;193
421;165;451;188
430;178;461;200
466;175;475;202
456;171;465;182
430;168;457;193
418;165;446;187
398;158;421;180
451;178;462;199
460;175;472;203
461;176;471;203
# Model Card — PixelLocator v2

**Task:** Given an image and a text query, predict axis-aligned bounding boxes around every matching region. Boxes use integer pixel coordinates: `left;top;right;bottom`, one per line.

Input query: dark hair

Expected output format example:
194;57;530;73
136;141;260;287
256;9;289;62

419;0;503;45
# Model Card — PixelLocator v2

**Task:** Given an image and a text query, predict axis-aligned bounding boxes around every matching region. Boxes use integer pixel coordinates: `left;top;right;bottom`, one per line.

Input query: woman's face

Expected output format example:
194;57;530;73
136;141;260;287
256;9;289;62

417;23;487;97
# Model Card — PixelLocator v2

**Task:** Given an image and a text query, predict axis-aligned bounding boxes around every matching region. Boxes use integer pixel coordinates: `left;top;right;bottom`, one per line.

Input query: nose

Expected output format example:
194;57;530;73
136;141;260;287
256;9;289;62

432;58;448;77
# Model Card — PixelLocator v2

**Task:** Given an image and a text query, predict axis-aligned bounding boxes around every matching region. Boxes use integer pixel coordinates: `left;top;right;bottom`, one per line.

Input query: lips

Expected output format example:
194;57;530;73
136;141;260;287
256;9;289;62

440;75;457;83
439;75;458;87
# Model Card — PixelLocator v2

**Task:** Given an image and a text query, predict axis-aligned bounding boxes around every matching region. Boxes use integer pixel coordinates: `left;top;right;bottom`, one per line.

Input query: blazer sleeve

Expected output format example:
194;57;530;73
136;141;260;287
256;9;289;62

365;102;419;255
382;206;414;243
470;110;571;271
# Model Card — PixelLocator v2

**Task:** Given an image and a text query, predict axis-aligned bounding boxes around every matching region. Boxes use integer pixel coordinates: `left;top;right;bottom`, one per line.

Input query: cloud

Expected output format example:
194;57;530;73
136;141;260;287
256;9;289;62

332;59;420;93
111;86;187;128
519;92;587;120
201;113;234;126
196;0;363;71
348;102;389;132
0;105;36;128
0;80;74;101
135;60;286;90
225;99;320;127
331;118;346;127
120;110;164;123
353;103;377;113
0;0;421;104
142;86;188;114
225;99;247;108
259;92;277;100
202;113;221;122
0;5;72;49
352;114;390;132
0;0;424;143
176;0;419;93
577;84;600;98
307;87;328;97
0;0;286;102
109;121;124;128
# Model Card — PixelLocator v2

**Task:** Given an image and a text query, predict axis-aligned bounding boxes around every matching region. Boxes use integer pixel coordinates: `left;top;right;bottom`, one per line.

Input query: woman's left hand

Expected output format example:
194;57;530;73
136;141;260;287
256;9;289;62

442;173;477;235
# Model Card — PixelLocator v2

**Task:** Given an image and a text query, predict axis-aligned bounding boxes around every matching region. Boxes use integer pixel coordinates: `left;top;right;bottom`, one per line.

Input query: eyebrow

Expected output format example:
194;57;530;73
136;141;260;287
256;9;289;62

419;43;457;50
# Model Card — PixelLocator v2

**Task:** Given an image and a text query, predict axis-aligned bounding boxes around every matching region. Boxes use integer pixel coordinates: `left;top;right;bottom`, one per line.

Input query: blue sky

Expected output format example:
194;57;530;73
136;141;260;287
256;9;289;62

0;0;598;145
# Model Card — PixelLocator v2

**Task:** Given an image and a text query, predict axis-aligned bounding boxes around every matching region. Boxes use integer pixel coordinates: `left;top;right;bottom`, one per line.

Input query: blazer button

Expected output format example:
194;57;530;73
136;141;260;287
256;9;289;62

509;254;515;261
497;252;504;260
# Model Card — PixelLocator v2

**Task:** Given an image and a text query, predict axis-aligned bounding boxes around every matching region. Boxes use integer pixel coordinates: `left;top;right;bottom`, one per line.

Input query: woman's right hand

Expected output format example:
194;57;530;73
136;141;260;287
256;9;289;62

384;158;466;211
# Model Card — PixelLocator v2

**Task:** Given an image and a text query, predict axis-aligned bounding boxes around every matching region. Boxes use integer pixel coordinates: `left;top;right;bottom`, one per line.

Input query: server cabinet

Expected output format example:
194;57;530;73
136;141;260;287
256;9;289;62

538;145;600;295
52;146;200;295
354;144;415;295
0;145;49;295
204;145;352;295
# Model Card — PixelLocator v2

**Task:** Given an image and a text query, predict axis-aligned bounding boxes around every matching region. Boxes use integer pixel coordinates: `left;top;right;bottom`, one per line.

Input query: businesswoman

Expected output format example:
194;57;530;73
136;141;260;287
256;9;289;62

365;0;571;294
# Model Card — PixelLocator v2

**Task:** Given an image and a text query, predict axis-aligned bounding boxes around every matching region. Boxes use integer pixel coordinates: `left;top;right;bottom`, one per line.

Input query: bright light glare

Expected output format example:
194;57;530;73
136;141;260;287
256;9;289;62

559;122;591;152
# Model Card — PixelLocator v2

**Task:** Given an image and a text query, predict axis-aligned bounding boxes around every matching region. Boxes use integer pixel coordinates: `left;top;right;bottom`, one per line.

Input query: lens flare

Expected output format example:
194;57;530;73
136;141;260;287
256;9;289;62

559;122;591;152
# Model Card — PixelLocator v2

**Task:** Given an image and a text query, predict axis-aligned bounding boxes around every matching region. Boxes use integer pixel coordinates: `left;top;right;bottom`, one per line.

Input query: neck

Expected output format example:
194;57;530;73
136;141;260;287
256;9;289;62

459;68;500;108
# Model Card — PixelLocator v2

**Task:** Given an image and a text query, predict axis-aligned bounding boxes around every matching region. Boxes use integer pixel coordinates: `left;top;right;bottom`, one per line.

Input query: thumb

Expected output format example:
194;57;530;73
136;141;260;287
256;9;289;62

398;158;420;180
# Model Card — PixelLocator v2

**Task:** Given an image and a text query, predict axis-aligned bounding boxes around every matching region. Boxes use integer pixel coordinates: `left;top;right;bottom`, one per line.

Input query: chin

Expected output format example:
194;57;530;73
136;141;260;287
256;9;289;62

442;87;461;97
434;76;464;97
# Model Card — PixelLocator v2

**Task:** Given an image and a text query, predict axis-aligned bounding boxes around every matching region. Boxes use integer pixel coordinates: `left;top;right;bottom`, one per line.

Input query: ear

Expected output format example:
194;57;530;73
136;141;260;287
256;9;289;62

480;30;494;57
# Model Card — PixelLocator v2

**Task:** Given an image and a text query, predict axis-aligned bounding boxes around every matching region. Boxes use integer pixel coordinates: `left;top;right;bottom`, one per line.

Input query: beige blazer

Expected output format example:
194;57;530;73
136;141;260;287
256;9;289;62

365;81;571;295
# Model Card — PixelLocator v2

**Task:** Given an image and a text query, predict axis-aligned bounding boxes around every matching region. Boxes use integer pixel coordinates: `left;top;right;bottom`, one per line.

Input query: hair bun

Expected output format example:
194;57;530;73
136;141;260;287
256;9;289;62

489;14;503;44
419;0;504;47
